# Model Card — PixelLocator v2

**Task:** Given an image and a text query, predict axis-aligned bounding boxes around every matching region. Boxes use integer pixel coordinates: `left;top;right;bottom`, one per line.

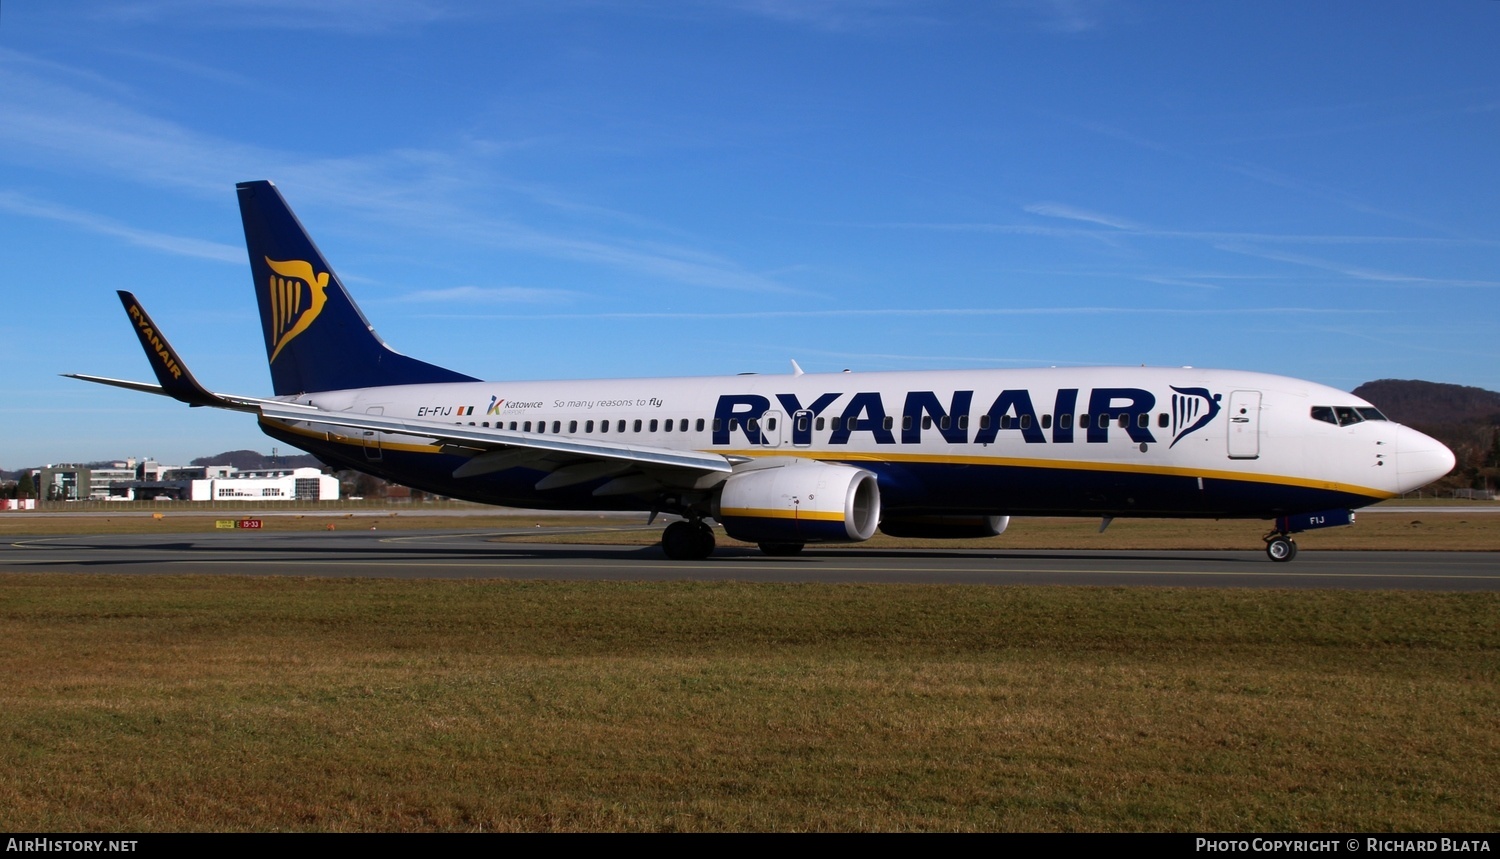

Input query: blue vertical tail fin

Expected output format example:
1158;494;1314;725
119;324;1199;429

236;180;477;395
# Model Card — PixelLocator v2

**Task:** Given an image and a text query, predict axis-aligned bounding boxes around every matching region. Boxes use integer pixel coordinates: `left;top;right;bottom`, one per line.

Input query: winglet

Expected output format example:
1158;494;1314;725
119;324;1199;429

115;291;228;408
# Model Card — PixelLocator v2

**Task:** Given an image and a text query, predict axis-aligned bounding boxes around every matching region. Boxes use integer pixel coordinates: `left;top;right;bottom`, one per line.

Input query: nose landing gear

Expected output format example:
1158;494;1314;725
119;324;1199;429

1264;531;1298;563
1261;509;1355;562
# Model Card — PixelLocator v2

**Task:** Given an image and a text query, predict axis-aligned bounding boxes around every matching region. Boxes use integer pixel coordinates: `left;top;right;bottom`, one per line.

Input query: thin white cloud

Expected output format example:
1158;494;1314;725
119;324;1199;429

1133;275;1222;291
1025;202;1140;230
881;218;1499;248
0;51;795;294
415;306;1385;321
1306;325;1500;361
93;0;456;34
1214;243;1500;288
0;191;242;263
1219;157;1479;240
1054;111;1485;242
392;286;582;304
1061;116;1175;154
0;48;141;101
0;59;253;194
89;1;1084;40
1213;88;1500;148
101;48;267;92
720;0;938;33
1017;0;1108;34
755;347;1118;366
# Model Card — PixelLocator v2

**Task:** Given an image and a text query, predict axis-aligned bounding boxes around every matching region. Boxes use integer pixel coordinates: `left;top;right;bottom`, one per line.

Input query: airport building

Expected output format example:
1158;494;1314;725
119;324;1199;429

189;467;339;502
30;460;339;502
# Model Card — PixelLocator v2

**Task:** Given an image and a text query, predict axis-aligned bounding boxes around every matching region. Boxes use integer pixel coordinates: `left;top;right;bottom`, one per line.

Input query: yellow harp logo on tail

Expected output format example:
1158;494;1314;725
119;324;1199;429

264;257;330;363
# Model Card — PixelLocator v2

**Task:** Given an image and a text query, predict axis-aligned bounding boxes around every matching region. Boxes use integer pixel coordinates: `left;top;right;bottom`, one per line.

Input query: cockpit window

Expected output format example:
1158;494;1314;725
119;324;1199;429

1312;405;1384;426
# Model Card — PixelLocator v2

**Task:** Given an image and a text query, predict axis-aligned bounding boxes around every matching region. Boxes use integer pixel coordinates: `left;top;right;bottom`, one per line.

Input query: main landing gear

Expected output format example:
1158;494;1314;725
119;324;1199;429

1263;531;1298;563
661;519;716;560
659;520;807;560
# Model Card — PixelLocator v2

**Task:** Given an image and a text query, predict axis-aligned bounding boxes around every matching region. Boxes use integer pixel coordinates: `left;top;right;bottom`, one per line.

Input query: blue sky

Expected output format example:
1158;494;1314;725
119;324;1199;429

2;1;1497;468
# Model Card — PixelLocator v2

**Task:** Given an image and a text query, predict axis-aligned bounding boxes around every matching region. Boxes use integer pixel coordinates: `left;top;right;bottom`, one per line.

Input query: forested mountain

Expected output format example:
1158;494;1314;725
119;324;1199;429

1353;380;1500;490
191;449;323;471
1353;380;1500;426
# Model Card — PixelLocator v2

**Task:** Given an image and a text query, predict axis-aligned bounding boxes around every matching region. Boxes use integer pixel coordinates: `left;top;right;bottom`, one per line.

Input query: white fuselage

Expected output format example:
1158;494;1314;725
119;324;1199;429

262;365;1454;519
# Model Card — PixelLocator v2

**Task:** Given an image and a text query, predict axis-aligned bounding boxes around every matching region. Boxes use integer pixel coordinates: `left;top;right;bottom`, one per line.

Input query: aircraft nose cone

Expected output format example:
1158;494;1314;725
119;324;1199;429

1395;426;1456;493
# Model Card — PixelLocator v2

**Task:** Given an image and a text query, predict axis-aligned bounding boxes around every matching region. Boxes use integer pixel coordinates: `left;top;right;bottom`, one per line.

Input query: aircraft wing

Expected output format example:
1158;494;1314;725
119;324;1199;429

62;373;302;414
257;403;736;478
71;288;735;486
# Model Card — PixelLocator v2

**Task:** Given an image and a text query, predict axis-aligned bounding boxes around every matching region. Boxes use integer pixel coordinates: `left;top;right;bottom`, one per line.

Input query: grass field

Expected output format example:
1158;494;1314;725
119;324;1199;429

0;577;1497;831
1;507;1497;831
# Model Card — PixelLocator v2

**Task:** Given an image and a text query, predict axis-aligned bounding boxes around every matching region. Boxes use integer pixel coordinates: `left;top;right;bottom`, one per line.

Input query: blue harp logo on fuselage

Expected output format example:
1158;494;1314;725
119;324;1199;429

1168;386;1223;448
264;257;330;363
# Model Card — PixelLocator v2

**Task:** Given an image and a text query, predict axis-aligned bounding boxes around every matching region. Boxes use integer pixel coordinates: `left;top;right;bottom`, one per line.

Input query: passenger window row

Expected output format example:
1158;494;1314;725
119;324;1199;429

457;418;708;434
448;411;1190;435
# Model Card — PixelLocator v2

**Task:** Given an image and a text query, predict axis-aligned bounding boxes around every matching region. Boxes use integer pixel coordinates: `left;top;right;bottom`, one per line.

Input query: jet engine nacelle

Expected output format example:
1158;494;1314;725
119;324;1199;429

713;460;881;545
878;514;1010;540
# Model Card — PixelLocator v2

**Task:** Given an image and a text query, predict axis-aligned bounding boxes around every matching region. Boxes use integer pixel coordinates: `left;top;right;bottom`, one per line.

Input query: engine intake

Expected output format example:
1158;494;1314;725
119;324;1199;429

714;460;881;544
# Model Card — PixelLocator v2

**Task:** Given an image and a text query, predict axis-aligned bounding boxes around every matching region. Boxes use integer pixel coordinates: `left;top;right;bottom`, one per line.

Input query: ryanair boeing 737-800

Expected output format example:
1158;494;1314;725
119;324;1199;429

69;181;1456;561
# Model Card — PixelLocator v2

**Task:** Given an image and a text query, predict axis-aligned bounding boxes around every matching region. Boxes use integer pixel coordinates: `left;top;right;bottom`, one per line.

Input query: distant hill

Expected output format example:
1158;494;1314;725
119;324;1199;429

1353;379;1500;490
1352;380;1500;426
191;449;324;471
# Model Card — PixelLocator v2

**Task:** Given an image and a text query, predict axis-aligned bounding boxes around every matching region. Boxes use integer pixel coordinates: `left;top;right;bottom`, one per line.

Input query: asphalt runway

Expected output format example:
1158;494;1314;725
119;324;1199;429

3;528;1497;590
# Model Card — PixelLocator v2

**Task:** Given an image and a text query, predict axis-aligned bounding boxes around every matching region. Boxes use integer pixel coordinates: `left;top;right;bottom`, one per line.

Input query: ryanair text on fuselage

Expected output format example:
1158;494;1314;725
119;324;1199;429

711;386;1221;448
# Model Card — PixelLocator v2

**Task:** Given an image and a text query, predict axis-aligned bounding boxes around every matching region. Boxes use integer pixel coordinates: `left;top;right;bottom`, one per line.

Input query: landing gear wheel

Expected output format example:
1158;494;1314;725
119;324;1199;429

662;520;716;560
691;521;716;558
757;542;805;557
1265;536;1298;563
